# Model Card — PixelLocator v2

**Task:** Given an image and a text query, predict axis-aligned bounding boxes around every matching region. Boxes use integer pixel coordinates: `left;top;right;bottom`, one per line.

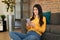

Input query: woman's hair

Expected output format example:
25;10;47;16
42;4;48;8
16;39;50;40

30;4;44;26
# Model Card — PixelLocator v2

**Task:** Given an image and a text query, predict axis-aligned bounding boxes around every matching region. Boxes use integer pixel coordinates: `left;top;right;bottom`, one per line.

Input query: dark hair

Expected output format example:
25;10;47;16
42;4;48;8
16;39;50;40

30;4;44;26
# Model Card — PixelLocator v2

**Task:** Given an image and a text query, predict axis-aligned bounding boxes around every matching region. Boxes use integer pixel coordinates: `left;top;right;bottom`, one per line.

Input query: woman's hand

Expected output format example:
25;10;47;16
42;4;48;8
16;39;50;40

26;18;34;27
26;21;34;28
26;22;31;30
28;21;35;27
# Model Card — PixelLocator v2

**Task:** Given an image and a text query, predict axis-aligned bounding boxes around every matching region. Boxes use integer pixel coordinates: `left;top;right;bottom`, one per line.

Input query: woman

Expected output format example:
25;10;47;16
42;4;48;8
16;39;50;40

9;4;46;40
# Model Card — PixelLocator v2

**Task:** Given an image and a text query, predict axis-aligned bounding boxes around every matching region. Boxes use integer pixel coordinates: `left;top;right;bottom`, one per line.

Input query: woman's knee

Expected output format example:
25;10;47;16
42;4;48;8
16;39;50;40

9;31;19;35
9;31;21;40
9;32;14;38
9;31;15;36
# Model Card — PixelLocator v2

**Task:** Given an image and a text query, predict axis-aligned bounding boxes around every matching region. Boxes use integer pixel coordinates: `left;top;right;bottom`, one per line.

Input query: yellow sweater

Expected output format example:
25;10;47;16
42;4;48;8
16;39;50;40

26;16;46;36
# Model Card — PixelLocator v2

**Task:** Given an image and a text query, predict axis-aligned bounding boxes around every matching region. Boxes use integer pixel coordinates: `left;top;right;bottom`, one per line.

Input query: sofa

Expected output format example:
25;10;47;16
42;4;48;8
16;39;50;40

19;12;60;40
42;13;60;40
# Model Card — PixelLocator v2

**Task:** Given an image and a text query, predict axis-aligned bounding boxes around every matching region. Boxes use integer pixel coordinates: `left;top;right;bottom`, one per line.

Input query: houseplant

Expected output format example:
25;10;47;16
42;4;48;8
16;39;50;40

0;15;6;31
0;15;6;21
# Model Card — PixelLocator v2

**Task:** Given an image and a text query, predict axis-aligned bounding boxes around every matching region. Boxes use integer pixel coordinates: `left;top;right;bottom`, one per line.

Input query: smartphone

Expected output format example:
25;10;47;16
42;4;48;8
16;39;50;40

26;18;30;23
26;18;34;27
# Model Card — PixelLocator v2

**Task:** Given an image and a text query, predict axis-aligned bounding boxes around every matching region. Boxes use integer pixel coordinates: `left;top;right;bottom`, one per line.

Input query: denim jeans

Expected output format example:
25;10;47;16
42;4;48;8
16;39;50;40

9;31;41;40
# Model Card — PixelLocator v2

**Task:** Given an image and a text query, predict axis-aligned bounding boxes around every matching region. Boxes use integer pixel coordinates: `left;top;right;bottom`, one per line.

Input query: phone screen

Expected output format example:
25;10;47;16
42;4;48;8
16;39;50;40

26;18;30;23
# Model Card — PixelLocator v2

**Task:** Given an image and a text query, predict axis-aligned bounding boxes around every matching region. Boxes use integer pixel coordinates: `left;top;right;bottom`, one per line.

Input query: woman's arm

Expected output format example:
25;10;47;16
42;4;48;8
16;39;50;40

26;22;35;30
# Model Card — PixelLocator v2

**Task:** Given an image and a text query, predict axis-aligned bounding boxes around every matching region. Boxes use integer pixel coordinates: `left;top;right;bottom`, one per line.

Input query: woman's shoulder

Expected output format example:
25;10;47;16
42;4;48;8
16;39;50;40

30;16;32;18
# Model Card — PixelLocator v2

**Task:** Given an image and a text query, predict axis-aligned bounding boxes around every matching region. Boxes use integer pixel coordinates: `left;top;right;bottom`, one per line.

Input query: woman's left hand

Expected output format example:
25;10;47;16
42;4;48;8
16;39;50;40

30;22;35;27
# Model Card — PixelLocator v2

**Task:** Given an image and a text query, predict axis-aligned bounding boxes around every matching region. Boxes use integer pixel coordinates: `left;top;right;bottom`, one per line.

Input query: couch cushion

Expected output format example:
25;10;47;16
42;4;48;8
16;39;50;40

43;11;51;24
43;33;60;40
46;25;60;34
50;13;60;25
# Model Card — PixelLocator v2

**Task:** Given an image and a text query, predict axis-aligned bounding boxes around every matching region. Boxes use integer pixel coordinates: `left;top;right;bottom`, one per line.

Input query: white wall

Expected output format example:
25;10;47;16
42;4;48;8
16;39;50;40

0;0;14;15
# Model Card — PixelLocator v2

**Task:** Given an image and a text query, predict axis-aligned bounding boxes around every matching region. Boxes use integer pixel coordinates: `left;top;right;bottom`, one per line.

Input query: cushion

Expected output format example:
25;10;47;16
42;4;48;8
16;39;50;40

50;13;60;25
43;11;51;24
46;25;60;34
43;33;60;40
50;25;60;34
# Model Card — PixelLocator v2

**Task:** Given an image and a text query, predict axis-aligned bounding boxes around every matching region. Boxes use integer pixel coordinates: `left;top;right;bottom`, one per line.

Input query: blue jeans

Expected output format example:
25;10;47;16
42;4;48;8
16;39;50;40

9;31;41;40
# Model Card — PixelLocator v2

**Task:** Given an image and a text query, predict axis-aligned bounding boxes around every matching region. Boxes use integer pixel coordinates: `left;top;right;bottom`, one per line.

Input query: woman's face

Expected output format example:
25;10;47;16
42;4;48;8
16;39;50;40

33;7;38;16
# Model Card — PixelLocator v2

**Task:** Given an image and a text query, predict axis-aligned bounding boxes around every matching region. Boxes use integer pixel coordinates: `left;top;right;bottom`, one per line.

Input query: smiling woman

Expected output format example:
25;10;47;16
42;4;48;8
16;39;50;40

9;4;46;40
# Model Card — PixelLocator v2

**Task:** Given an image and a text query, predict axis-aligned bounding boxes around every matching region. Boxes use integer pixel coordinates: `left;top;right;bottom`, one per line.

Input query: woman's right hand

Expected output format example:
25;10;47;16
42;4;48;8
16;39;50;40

26;23;31;30
26;21;34;27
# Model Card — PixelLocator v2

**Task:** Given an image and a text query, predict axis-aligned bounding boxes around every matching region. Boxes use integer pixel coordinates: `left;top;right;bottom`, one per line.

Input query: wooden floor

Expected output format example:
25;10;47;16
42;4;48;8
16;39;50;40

0;31;10;40
0;28;22;40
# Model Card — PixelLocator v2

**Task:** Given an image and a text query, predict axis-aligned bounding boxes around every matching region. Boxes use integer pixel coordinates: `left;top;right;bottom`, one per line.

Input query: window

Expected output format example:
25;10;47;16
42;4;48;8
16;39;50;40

14;0;21;19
